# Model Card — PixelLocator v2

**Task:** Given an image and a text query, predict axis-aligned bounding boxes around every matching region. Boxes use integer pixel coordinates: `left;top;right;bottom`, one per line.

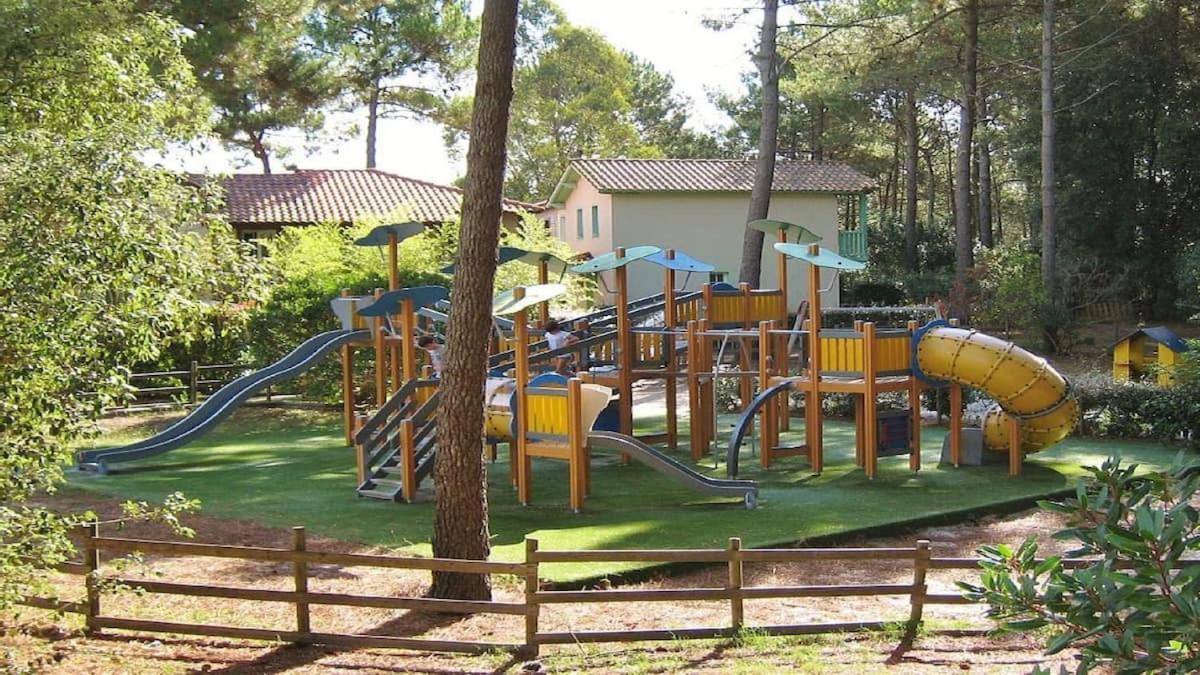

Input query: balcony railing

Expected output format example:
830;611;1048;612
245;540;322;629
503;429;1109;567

838;228;868;262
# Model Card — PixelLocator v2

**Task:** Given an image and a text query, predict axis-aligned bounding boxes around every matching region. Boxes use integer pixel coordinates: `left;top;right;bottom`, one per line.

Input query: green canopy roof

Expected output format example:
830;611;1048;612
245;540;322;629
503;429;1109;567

492;283;567;316
357;286;450;316
442;246;572;275
569;246;661;274
773;243;866;271
747;219;822;244
644;249;716;273
354;222;425;247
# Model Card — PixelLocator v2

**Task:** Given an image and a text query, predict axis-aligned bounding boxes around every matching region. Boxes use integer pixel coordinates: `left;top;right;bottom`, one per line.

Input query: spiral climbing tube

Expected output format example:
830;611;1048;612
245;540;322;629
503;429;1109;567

914;324;1079;453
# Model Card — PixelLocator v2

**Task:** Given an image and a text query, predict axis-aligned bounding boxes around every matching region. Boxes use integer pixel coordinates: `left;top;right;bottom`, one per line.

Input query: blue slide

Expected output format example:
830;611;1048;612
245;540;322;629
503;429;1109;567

77;328;369;473
725;381;793;479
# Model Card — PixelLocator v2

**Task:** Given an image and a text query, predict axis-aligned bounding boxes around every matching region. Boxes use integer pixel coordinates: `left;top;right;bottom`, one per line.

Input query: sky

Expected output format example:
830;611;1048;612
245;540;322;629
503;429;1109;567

162;1;765;185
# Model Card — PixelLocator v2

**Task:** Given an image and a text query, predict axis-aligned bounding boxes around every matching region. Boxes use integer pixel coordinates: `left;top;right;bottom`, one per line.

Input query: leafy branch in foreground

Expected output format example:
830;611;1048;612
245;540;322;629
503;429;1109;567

960;456;1200;673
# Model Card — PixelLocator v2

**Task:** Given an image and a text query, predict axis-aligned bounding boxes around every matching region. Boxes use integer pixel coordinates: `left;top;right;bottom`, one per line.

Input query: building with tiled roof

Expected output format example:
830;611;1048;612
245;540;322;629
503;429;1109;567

542;158;875;307
190;169;540;249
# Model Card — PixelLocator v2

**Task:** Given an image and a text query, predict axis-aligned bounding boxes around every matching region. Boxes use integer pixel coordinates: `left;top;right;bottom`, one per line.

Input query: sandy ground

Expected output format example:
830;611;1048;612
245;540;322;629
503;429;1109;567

4;485;1080;674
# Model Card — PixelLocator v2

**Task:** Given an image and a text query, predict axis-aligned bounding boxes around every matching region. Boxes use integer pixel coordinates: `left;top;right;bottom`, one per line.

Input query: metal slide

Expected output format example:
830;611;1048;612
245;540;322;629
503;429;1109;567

725;381;794;479
913;321;1078;453
587;431;759;508
77;328;370;473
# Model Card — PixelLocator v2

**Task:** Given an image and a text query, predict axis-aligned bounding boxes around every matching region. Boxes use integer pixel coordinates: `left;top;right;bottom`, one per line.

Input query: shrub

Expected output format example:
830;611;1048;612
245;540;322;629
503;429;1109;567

972;243;1048;338
962;457;1200;673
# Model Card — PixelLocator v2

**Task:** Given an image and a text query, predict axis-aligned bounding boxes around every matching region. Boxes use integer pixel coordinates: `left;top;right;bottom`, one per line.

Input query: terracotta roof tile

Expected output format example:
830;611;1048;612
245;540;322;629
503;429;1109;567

208;169;538;226
569;158;874;194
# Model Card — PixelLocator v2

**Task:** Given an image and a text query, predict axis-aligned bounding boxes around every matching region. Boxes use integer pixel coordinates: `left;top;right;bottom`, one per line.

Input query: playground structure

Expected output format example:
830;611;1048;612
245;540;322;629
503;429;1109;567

78;216;1078;509
1112;326;1191;386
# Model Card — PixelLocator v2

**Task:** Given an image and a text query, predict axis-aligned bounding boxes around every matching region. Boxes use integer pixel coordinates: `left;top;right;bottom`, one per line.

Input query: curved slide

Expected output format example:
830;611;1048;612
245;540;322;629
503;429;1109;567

77;328;370;473
587;431;759;509
725;381;793;479
913;321;1078;453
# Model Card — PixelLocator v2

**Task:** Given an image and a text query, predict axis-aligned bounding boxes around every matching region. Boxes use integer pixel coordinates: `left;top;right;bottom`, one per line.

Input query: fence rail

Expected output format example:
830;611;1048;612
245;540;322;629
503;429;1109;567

88;361;300;410
25;527;1198;658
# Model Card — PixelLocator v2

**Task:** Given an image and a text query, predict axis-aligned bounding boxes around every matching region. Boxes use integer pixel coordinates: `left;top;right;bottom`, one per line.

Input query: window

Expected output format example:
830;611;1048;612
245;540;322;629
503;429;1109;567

557;215;566;239
575;208;584;239
238;228;276;258
591;205;600;238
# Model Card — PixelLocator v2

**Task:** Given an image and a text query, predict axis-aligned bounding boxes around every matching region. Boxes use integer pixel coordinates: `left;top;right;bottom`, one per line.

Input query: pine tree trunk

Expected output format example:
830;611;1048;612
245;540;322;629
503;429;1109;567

812;100;825;161
429;0;518;601
1040;0;1057;300
250;131;272;174
954;0;978;284
977;87;993;248
903;88;919;271
366;83;381;169
738;0;779;287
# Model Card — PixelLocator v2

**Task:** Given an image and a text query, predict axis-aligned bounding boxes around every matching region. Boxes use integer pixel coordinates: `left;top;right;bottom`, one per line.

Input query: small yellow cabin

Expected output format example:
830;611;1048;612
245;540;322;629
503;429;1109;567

1112;326;1190;386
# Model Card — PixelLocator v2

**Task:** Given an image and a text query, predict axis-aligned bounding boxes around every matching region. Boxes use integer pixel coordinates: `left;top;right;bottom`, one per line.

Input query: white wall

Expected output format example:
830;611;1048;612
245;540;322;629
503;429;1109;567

610;192;842;309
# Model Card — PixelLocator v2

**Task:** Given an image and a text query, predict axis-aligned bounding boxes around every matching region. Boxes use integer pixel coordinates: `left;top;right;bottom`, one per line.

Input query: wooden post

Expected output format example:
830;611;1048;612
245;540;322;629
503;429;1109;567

83;522;100;635
738;283;752;408
905;539;931;641
758;320;776;463
949;383;963;467
728;537;744;631
806;245;824;474
354;414;368;485
567;378;584;512
863;322;879;479
537;260;550;327
292;527;310;641
342;289;355;446
664;250;678;448
1008;415;1022;477
514;294;532;504
387;232;399;291
614;249;633;440
700;318;715;454
907;320;922;473
523;538;540;658
687;320;704;462
776;227;789;324
188;360;199;405
400;298;417;385
373;288;386;406
401;419;417;503
854;394;865;467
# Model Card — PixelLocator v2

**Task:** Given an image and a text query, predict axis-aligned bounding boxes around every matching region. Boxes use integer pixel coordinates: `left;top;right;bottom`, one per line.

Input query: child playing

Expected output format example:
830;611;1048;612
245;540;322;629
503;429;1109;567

417;335;444;377
543;319;579;375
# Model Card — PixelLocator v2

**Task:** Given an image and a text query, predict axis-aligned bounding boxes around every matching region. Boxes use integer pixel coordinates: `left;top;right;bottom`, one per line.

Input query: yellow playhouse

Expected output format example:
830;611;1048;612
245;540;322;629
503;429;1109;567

1112;326;1190;386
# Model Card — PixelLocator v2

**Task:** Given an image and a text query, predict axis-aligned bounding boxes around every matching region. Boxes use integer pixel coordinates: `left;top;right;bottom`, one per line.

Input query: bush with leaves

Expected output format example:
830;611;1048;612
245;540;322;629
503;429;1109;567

961;457;1200;673
0;0;215;613
972;243;1050;338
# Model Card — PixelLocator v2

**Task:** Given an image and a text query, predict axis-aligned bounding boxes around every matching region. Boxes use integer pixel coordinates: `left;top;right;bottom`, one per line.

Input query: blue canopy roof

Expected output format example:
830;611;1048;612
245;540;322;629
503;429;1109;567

1115;326;1191;353
354;222;425;247
492;283;567;316
644;249;716;273
773;243;866;271
356;286;450;316
747;219;822;244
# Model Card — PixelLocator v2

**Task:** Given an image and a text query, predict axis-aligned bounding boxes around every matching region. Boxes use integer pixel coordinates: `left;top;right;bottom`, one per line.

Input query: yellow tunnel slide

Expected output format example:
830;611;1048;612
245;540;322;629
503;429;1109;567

914;325;1079;453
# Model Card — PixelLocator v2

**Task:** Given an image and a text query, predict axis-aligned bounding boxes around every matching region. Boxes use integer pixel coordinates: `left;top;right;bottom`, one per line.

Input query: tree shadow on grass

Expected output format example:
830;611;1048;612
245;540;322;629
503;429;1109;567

205;610;476;674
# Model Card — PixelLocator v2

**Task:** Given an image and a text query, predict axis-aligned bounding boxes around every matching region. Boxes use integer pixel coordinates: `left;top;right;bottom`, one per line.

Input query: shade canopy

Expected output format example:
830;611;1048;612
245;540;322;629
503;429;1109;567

748;219;822;244
354;222;425;247
492;283;567;316
356;286;450;317
773;243;866;271
442;246;573;275
569;245;661;274
644;249;716;273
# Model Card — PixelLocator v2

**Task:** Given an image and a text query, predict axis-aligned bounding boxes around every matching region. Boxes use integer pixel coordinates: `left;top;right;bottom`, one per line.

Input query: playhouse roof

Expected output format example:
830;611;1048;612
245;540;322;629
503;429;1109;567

1113;326;1190;353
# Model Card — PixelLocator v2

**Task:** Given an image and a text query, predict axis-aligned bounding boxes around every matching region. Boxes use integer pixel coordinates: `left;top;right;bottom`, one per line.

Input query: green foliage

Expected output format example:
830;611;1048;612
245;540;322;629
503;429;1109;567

961;457;1200;673
1073;347;1200;446
972;243;1049;337
0;0;217;611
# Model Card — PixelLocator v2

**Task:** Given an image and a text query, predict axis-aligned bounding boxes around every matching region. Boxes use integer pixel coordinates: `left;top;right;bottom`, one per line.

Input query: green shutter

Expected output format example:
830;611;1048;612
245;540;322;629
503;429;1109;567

591;205;600;237
576;209;584;239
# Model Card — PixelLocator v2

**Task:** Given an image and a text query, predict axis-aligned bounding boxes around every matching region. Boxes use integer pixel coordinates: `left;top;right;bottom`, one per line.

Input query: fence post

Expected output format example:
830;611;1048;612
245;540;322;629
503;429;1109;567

188;360;199;405
522;538;540;659
292;527;310;641
728;537;743;632
905;539;931;641
83;522;100;635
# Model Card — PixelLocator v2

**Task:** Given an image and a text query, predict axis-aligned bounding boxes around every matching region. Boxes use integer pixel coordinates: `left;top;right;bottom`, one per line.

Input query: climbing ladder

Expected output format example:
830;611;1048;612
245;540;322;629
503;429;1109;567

354;379;441;502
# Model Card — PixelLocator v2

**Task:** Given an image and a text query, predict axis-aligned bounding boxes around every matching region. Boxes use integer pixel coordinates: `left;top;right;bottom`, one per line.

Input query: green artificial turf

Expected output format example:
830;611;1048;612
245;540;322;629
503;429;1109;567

69;408;1187;582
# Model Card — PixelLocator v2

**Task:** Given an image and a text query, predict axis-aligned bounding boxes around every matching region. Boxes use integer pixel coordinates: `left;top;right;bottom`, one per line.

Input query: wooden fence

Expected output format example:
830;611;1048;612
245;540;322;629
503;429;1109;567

93;361;299;410
25;527;1188;658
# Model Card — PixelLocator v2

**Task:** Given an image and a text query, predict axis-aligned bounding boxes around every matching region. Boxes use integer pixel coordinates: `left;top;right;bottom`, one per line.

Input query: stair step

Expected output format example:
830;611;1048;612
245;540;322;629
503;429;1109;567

357;487;401;501
369;478;404;488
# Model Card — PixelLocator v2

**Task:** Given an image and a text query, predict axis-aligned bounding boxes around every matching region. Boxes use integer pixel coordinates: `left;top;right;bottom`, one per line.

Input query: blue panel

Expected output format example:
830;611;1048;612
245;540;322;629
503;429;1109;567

353;222;425;247
569;245;661;273
357;286;451;316
644;249;716;273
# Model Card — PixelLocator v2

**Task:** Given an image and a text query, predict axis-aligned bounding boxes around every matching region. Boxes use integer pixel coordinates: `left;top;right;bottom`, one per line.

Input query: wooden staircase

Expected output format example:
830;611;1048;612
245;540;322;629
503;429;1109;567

354;379;441;502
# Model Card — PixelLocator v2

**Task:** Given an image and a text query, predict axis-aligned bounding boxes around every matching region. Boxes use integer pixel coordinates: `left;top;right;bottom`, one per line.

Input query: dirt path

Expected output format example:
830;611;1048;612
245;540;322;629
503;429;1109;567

4;488;1079;673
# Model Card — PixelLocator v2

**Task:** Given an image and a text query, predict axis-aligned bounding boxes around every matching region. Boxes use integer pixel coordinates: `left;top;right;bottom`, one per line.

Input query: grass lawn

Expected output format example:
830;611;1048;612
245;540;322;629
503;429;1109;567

69;406;1186;582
